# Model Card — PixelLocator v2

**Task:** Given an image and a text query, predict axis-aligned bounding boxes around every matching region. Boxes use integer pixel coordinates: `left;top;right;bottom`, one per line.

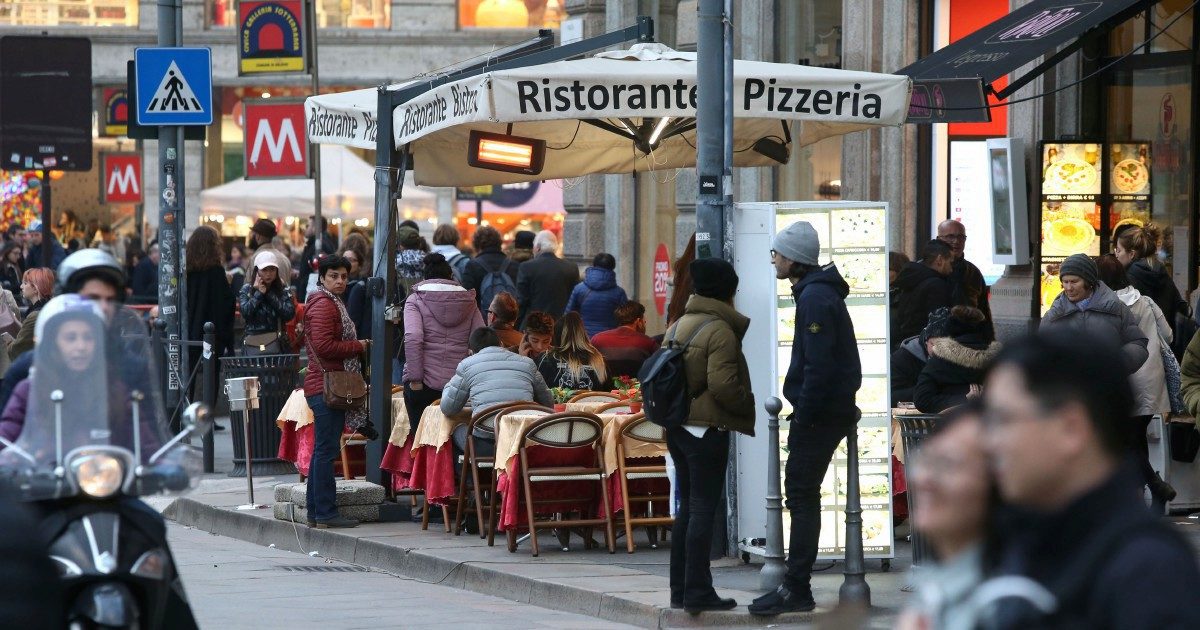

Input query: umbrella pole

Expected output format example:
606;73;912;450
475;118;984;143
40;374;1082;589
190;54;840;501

308;0;323;253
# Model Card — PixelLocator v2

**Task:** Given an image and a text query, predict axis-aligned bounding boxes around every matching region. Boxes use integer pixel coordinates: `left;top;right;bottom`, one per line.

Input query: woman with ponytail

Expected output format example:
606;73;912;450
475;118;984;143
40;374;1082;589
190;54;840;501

1114;223;1188;337
401;253;485;423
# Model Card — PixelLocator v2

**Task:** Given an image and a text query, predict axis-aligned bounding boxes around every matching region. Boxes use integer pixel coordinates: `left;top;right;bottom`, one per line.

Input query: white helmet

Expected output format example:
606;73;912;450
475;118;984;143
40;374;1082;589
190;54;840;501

57;248;127;296
34;294;107;343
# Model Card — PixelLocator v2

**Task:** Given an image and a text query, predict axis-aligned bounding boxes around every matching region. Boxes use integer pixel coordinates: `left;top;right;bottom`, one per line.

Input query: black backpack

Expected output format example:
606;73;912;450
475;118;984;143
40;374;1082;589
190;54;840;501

478;258;517;310
638;318;716;429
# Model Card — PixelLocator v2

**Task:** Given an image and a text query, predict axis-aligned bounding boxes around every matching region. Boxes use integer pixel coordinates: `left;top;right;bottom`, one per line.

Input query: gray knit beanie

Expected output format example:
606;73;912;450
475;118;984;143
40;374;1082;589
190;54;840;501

1059;253;1098;288
772;221;820;266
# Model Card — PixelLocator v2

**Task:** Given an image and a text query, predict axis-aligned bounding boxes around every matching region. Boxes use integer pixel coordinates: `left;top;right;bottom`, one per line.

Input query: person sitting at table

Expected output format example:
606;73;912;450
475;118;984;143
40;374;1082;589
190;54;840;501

443;327;553;458
487;292;524;351
518;310;555;361
591;300;659;379
536;311;608;391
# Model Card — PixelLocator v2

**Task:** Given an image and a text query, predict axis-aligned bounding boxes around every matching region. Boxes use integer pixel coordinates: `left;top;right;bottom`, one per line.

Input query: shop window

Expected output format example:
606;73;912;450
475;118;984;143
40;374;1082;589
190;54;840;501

459;0;564;29
1109;5;1193;55
209;0;389;28
0;0;138;27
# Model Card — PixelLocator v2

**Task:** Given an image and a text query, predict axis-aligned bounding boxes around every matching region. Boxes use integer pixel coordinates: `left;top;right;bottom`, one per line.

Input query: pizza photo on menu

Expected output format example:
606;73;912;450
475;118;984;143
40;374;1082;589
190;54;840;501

1112;159;1150;194
1044;159;1099;195
830;208;885;249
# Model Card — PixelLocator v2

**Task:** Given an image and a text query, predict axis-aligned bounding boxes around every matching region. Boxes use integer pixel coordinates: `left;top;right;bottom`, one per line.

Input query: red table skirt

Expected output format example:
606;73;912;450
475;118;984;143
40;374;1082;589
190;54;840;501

497;445;624;532
382;439;458;506
276;420;364;478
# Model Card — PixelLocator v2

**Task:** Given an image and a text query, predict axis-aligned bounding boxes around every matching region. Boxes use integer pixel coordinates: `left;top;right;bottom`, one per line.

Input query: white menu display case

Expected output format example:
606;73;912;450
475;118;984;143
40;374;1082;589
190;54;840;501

734;201;894;562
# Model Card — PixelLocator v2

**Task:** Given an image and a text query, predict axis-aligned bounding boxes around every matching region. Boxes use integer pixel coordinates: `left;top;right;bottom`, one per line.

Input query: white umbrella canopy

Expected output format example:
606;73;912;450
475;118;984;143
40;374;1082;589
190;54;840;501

306;44;912;187
199;144;437;220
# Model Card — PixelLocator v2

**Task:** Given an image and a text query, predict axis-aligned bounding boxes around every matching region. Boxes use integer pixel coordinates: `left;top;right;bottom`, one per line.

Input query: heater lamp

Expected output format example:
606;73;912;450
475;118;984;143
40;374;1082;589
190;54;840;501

468;130;546;175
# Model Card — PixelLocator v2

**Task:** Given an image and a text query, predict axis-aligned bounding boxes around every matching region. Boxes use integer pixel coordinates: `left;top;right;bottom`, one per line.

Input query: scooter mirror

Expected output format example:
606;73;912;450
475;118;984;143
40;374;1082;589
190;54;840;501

182;403;213;440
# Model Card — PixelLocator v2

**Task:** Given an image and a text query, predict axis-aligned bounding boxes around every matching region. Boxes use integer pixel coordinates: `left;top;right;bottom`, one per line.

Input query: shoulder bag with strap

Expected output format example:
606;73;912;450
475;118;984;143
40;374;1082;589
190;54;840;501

304;334;368;411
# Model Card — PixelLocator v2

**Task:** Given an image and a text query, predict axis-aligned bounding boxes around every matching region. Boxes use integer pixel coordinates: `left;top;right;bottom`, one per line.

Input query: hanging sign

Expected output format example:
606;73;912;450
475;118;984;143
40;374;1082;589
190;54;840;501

243;99;309;179
101;87;130;137
237;0;308;75
100;153;143;204
653;243;670;317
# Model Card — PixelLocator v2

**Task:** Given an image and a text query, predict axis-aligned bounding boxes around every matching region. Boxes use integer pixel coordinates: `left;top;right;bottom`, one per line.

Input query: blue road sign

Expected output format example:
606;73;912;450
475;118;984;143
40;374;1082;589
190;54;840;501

134;48;213;126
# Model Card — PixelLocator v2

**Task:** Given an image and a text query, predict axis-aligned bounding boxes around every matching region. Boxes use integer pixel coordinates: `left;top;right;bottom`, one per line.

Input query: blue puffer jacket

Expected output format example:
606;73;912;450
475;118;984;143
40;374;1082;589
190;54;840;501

783;264;862;425
565;267;629;337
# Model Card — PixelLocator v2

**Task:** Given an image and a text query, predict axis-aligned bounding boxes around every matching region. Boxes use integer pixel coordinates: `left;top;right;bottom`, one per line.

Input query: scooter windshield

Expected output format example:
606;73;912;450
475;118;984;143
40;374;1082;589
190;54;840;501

0;305;200;500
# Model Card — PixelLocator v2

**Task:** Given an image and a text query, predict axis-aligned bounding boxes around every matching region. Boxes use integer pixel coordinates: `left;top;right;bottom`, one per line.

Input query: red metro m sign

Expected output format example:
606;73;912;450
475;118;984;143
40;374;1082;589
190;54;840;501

100;153;142;204
243;100;309;179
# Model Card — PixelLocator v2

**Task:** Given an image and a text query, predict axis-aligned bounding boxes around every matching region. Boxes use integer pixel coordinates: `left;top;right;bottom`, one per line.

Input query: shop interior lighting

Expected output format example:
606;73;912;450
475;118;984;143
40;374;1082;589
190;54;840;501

468;130;546;175
284;216;295;225
261;91;271;99
467;217;479;225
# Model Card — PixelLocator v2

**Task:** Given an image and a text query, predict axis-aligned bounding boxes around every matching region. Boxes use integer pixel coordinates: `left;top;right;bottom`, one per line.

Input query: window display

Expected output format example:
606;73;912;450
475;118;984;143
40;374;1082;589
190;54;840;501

0;0;137;27
458;0;564;29
210;0;388;28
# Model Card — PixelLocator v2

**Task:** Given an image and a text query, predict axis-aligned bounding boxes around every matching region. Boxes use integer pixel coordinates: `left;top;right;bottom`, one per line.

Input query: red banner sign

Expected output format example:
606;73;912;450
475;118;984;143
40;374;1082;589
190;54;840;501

243;100;309;179
653;243;670;317
101;153;142;204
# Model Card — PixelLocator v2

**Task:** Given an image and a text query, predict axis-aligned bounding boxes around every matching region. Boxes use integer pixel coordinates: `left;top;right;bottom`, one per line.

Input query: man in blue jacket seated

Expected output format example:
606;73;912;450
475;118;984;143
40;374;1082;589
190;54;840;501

751;221;862;616
442;327;554;458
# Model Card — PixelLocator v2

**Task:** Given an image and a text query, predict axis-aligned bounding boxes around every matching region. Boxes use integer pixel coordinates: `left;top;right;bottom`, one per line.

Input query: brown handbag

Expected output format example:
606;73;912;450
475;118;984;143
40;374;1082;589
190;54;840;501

305;336;368;411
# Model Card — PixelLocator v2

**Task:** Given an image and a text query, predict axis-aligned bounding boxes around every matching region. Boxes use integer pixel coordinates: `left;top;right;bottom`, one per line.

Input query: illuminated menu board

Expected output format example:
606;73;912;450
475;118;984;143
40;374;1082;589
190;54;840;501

775;203;893;560
1037;142;1152;314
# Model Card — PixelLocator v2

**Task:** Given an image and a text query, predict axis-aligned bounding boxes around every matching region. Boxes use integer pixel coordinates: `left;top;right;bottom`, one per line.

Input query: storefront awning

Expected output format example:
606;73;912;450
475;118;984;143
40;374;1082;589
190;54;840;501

898;0;1153;123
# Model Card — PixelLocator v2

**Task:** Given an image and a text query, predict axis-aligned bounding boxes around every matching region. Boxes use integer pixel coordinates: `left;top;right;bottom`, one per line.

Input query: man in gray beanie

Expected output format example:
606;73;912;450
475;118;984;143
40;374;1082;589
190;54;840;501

751;221;862;616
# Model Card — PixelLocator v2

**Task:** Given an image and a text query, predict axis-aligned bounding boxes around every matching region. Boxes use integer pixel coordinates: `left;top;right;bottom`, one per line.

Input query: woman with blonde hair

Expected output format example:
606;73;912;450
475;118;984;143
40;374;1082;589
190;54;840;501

6;268;53;361
1114;223;1188;336
536;311;607;391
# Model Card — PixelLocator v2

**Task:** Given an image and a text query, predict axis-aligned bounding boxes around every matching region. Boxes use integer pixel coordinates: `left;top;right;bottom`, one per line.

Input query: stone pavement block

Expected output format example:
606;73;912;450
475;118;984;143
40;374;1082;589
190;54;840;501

597;592;665;628
528;578;603;617
288;480;385;508
463;563;534;604
463;561;647;580
351;538;411;576
274;482;300;503
271;501;381;524
544;574;670;594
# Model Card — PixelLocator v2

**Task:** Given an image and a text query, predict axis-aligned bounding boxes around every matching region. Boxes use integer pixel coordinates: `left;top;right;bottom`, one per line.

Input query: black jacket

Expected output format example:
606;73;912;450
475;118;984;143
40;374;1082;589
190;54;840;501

990;470;1200;630
1128;259;1187;333
129;257;158;305
187;266;236;357
237;282;295;338
891;262;952;347
913;333;1000;413
461;248;519;310
783;264;862;424
890;336;927;405
515;252;579;325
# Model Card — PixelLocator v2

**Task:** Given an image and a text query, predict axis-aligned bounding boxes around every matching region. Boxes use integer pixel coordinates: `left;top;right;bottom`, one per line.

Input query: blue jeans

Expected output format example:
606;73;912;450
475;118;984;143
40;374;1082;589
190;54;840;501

306;394;345;522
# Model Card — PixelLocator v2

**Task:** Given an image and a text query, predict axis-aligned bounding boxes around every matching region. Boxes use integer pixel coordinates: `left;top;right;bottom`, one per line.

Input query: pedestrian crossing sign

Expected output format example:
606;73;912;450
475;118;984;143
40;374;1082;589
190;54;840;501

134;48;213;126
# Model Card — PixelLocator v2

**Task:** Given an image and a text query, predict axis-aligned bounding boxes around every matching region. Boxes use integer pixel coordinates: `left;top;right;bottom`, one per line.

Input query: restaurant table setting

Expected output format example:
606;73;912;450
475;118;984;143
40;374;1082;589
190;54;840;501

380;403;471;504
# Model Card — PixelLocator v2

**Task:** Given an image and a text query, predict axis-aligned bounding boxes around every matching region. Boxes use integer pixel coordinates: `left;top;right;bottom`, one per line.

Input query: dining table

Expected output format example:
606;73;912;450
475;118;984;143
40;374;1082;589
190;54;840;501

278;388;406;478
492;408;668;532
380;402;471;505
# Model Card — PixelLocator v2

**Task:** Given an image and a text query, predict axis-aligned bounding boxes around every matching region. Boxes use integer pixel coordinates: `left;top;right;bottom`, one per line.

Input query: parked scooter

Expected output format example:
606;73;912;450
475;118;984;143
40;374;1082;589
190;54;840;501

0;300;210;628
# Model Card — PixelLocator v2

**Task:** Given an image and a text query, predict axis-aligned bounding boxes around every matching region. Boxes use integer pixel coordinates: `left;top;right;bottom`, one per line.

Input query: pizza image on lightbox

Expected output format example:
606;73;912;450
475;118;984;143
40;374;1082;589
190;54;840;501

1112;159;1149;195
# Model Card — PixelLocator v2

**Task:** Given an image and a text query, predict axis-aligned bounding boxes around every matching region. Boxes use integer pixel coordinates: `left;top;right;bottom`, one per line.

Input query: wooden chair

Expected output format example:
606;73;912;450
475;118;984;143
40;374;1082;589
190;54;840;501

339;432;370;481
452;402;552;542
567;391;620;404
615;414;673;553
508;413;615;557
595;401;635;414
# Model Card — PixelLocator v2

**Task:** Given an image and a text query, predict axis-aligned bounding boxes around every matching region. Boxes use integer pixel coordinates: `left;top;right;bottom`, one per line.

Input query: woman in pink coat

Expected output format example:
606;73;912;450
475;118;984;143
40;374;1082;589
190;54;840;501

402;253;485;424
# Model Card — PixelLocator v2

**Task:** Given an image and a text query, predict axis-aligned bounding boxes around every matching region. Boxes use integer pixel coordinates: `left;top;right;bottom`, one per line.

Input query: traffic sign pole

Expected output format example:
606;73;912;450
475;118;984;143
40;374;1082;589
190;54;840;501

156;0;183;423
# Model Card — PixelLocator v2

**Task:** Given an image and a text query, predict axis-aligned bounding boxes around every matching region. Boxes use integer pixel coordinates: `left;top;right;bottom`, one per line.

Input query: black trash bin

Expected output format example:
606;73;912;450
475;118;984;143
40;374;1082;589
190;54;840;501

897;413;943;567
221;354;300;477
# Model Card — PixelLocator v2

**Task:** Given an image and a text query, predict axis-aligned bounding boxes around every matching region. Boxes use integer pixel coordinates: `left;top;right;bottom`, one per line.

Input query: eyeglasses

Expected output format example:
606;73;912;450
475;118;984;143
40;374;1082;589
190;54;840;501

769;249;777;259
939;234;966;242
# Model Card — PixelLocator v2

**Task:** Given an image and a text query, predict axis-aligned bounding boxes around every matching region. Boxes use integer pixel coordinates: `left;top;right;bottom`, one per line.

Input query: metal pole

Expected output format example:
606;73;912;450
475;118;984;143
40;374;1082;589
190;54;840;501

695;0;726;262
242;408;256;505
475;198;483;227
840;410;870;606
39;174;51;268
308;0;323;255
366;87;400;486
201;322;216;473
761;397;787;590
156;0;183;418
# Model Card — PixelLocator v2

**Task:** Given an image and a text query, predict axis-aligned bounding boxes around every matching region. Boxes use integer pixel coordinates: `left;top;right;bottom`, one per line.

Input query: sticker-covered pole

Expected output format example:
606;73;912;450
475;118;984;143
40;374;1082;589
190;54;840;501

695;0;727;262
308;0;323;253
156;0;183;418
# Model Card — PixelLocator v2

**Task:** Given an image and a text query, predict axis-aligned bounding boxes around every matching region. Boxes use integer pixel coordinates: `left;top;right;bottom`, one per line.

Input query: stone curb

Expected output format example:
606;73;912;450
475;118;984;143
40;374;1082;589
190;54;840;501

165;497;816;629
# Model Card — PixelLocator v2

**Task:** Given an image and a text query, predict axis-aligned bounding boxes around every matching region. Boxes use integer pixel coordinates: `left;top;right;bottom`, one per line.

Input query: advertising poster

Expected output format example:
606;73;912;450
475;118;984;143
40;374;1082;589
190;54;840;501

775;203;893;560
238;0;307;75
101;87;129;137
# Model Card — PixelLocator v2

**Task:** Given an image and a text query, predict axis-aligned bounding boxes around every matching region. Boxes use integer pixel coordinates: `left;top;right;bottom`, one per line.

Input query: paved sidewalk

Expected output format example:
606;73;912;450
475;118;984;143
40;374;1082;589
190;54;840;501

165;469;908;629
171;521;638;629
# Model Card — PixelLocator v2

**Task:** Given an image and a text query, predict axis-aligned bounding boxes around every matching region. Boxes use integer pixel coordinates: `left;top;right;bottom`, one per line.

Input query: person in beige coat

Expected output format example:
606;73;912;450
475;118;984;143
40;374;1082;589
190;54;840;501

1096;255;1175;504
665;258;755;614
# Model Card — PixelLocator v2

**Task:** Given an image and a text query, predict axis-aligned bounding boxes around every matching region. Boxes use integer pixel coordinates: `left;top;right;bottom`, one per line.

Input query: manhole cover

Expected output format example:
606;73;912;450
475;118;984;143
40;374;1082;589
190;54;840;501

277;565;370;573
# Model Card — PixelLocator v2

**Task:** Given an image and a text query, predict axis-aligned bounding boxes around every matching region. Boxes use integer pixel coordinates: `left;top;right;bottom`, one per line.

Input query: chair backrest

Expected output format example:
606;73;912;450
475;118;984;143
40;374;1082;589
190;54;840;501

619;414;666;445
595;401;634;414
521;413;604;449
472;402;552;435
567;391;619;403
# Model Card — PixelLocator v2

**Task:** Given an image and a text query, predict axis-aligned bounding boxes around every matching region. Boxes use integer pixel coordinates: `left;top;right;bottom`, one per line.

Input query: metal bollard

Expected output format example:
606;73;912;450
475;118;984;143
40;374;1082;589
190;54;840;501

201;322;216;473
226;376;264;510
760;397;787;591
839;408;870;606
